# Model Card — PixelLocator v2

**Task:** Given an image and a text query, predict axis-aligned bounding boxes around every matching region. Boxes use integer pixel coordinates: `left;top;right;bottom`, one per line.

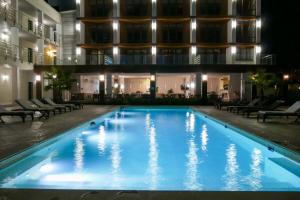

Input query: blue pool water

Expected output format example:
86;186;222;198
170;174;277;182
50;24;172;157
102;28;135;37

0;107;299;191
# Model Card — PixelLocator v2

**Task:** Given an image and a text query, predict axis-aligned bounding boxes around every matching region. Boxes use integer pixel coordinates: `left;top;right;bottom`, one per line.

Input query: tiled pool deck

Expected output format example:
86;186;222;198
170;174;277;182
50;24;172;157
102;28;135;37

0;105;299;200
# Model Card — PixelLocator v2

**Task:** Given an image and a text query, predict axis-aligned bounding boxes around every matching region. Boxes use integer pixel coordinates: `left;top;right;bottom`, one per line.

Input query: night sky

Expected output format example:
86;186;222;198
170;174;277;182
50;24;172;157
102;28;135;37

262;1;300;66
54;0;300;66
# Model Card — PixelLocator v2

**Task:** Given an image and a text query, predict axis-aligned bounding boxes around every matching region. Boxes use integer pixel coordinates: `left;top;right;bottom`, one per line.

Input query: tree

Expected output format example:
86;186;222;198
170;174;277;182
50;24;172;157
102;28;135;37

44;66;76;102
250;69;281;98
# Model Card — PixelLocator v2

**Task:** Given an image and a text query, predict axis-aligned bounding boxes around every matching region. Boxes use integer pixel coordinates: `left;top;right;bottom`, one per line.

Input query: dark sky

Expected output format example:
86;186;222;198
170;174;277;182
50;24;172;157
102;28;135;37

52;0;300;66
262;1;300;65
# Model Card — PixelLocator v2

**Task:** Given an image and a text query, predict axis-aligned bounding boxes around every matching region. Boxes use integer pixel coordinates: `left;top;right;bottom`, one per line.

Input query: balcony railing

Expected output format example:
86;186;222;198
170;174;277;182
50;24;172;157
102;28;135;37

0;4;16;25
120;55;152;64
0;41;43;65
260;55;276;65
17;11;61;45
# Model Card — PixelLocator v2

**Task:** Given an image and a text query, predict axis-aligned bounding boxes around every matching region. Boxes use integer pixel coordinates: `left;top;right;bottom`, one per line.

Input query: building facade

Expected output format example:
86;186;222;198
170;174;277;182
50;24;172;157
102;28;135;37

1;0;267;105
72;0;263;101
0;0;62;105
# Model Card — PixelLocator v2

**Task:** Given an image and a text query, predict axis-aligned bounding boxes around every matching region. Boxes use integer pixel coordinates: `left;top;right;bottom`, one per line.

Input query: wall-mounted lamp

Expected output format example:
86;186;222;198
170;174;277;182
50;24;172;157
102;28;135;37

113;21;118;31
152;46;157;55
231;46;237;54
256;19;262;28
76;47;81;55
35;75;41;82
190;82;195;89
191;46;197;55
283;74;290;80
76;22;81;31
191;21;197;30
99;75;105;82
113;46;119;55
150;75;156;82
1;74;9;81
232;19;237;29
151;21;157;30
255;46;262;54
202;74;208;81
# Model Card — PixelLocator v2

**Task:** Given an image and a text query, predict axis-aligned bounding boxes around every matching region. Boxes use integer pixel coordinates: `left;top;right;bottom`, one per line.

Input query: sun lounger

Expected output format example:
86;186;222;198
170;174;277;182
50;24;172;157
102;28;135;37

31;98;67;114
257;101;300;122
242;100;285;118
15;99;54;119
0;105;34;123
43;98;76;111
227;98;262;113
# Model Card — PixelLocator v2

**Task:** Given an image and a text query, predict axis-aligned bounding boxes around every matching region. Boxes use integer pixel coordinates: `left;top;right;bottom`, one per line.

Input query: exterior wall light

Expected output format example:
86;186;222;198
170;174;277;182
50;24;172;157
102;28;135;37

76;23;81;31
191;46;197;55
190;82;195;89
256;19;262;28
113;0;118;4
120;84;125;90
113;46;119;55
76;47;81;55
150;75;156;81
1;33;9;41
76;0;80;5
231;46;237;54
202;74;208;81
113;21;118;31
232;19;237;29
152;0;156;3
1;74;9;81
152;46;157;55
283;74;290;80
151;21;157;30
255;46;262;54
191;21;197;30
35;75;41;82
99;75;105;82
114;83;119;88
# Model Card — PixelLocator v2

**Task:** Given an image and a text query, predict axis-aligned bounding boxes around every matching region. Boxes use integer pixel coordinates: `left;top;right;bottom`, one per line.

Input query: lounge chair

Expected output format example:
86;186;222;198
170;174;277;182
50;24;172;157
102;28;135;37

227;98;262;113
0;105;34;123
257;101;300;122
66;100;84;109
241;100;285;118
15;99;55;119
31;98;67;114
43;98;75;111
215;99;247;110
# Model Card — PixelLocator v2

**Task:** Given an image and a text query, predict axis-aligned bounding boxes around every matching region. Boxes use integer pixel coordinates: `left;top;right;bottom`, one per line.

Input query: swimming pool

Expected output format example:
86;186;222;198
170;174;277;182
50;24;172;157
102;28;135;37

0;107;299;191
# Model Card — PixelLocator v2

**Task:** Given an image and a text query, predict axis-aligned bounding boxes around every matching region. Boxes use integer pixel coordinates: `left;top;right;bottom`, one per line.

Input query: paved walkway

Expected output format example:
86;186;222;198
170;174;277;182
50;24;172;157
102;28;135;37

193;106;300;154
0;105;118;160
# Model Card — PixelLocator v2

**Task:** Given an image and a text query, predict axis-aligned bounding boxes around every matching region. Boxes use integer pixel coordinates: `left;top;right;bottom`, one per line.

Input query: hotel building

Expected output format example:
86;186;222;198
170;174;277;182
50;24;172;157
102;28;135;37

1;0;272;104
0;0;62;104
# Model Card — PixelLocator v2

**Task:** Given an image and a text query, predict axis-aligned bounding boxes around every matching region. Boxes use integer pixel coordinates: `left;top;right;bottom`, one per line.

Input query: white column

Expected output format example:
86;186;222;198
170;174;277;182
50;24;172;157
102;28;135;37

229;0;236;16
195;72;202;97
152;1;157;65
76;0;85;18
37;39;44;64
190;0;196;17
256;0;261;16
106;73;113;97
229;74;241;100
113;0;120;64
56;23;63;63
37;10;44;37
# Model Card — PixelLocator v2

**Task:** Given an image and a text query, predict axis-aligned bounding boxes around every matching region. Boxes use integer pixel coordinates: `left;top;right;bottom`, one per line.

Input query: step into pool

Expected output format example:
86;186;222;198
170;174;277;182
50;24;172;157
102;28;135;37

0;107;299;191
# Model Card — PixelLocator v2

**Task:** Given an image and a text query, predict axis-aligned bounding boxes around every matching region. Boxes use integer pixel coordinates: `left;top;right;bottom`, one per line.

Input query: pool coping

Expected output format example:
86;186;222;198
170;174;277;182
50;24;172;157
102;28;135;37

190;106;300;164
